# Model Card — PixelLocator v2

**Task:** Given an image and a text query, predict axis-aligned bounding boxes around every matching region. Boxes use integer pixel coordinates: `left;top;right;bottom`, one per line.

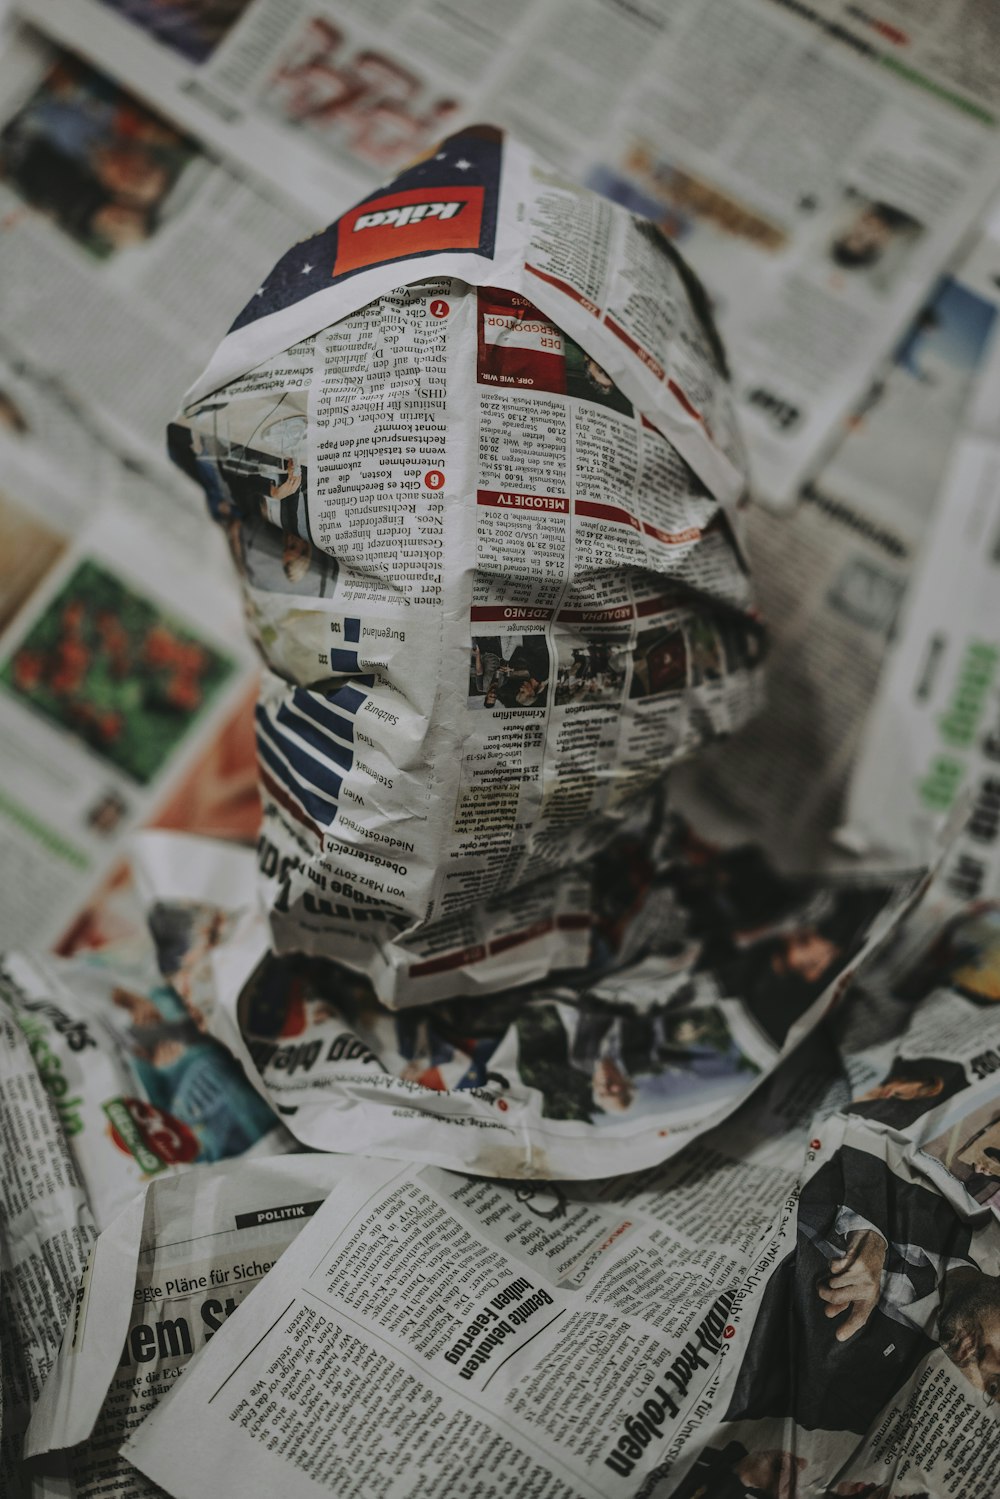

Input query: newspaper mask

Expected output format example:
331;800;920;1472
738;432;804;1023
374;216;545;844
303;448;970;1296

168;125;765;1006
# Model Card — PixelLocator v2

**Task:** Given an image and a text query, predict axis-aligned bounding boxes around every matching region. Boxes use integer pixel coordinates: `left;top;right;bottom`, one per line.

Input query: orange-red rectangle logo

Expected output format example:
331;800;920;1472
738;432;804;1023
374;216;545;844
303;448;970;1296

333;185;486;278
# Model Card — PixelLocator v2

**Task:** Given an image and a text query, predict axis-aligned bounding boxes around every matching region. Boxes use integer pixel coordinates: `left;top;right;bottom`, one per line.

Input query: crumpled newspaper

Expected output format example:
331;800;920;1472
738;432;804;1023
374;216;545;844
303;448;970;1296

169;125;765;1006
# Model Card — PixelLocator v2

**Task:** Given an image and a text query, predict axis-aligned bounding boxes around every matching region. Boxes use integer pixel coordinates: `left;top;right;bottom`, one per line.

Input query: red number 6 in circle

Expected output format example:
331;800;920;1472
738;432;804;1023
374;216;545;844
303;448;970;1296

423;470;445;489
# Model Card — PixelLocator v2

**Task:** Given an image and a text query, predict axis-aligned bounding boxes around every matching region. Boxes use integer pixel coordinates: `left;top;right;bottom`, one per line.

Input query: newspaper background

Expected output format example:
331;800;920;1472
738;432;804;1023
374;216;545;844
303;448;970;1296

24;0;1000;504
678;206;1000;873
843;431;1000;905
0;2;998;1497
0;28;315;468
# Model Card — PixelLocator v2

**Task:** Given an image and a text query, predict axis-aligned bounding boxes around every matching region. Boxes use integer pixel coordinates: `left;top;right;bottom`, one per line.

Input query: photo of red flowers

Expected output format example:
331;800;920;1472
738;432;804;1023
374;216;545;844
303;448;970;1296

2;558;234;784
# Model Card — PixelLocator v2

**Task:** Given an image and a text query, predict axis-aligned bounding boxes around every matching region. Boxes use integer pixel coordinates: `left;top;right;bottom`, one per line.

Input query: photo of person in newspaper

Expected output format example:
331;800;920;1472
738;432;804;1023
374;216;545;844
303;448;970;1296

547;996;759;1123
146;898;236;1027
171;418;309;535
469;635;550;708
476;286;634;414
846;1055;968;1130
727;1142;1000;1438
104;978;277;1164
553;636;629;706
705;887;891;1048
167;419;335;598
828;188;924;293
2;559;233;784
896;903;1000;1006
923;1084;1000;1210
0;54;200;257
261;20;460;172
671;1437;805;1499
97;0;252;64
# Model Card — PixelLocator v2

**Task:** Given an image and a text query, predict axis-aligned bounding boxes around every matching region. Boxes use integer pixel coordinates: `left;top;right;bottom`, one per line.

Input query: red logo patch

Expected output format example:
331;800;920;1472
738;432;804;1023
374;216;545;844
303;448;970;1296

334;185;485;278
110;1098;200;1165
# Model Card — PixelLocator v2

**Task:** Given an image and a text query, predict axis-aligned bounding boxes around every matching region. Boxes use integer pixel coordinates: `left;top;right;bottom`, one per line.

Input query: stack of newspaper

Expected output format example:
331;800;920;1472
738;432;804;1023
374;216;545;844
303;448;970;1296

1;2;1000;1496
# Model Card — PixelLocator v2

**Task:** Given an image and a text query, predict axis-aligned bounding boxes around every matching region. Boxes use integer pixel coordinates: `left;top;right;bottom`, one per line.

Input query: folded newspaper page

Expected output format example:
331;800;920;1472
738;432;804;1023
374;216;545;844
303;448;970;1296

24;1154;360;1498
679;208;1000;870
843;430;1000;904
168;122;768;1008
118;1152;776;1499
0;989;97;1499
27;0;1000;503
129;823;921;1178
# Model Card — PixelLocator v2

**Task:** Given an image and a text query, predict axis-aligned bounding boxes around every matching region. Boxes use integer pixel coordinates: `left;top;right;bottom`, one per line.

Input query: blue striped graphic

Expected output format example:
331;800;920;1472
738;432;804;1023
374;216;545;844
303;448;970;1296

254;676;370;832
277;701;353;771
256;708;342;826
256;732;340;827
291;688;355;744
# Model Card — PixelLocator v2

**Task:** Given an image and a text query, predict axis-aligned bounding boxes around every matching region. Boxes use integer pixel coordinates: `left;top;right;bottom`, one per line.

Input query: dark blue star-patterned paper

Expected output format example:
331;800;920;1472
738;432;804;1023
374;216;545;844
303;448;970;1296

229;125;503;334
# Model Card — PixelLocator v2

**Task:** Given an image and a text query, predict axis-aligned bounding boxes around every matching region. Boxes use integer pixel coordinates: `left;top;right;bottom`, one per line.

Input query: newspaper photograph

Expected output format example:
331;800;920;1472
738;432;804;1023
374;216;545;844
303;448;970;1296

669;1114;1000;1499
0;942;285;1233
0;489;257;954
